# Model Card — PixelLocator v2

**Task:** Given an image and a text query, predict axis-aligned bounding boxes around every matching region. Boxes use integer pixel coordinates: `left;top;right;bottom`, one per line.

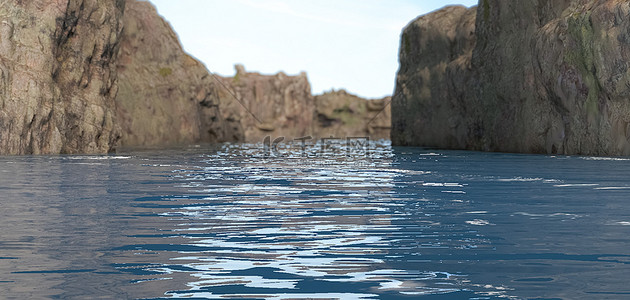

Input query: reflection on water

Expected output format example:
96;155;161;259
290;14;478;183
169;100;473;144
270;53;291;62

155;142;464;299
1;142;630;299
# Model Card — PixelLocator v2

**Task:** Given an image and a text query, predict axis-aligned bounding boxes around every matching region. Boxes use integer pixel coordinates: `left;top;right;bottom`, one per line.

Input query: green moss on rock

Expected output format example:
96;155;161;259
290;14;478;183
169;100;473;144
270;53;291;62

159;67;172;77
566;12;595;74
565;12;600;118
483;0;490;22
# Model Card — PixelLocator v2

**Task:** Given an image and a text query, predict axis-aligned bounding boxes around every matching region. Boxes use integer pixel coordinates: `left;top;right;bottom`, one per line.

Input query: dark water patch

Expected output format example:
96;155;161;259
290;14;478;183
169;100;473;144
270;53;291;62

110;244;209;252
126;234;178;238
298;189;349;196
521;262;553;266
514;277;555;282
112;263;165;276
253;179;294;185
131;202;224;209
133;196;168;202
396;253;630;263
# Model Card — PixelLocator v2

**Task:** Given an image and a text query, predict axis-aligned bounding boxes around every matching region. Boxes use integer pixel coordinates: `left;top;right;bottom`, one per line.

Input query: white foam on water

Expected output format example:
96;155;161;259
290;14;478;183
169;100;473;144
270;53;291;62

466;219;493;226
497;177;543;182
65;156;131;160
582;157;630;161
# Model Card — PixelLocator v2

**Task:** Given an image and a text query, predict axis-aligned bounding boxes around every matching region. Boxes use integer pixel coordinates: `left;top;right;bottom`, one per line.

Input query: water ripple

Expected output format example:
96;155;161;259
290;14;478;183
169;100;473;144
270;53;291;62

4;143;630;299
117;142;480;299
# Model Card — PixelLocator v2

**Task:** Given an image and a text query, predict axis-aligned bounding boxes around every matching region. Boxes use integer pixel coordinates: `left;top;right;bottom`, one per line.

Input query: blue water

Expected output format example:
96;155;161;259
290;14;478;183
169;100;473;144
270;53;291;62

1;141;630;299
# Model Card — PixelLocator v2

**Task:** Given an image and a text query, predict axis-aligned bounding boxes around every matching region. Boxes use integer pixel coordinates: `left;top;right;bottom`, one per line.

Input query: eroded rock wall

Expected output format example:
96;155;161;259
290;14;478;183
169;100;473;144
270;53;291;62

393;1;630;156
473;0;630;155
392;6;476;149
0;0;124;155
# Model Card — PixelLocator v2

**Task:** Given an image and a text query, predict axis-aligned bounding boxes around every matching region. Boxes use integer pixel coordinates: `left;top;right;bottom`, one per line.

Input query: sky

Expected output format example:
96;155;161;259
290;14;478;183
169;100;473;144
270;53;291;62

147;0;478;99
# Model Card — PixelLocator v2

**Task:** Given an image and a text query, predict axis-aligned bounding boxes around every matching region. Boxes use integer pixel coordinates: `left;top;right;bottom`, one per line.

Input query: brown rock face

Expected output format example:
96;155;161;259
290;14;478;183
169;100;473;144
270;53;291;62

116;0;241;148
392;6;476;149
0;0;124;155
219;65;391;142
393;1;630;156
315;90;391;140
218;65;315;142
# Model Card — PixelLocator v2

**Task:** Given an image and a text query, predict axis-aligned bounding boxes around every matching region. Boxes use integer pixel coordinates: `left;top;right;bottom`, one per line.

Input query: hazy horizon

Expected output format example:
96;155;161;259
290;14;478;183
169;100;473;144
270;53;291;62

148;0;478;98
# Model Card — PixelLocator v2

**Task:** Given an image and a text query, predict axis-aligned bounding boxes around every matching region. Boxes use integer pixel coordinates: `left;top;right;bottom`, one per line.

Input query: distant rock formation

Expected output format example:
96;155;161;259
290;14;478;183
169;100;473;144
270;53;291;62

393;1;630;156
315;90;390;140
217;65;313;142
219;65;391;142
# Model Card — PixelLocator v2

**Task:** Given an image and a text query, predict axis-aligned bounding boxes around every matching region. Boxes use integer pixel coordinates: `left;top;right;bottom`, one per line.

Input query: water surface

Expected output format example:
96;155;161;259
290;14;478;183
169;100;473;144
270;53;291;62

1;142;630;299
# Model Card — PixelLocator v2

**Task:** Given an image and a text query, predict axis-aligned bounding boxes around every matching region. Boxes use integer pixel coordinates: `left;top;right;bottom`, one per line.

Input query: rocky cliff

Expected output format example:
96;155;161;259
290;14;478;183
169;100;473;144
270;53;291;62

219;65;391;142
392;6;476;150
0;0;241;155
116;0;241;148
1;0;386;155
0;0;125;155
393;1;630;156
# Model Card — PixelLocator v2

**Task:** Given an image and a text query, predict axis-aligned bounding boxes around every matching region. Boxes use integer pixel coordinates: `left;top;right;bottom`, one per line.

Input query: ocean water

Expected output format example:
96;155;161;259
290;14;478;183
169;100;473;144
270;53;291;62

1;141;630;299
